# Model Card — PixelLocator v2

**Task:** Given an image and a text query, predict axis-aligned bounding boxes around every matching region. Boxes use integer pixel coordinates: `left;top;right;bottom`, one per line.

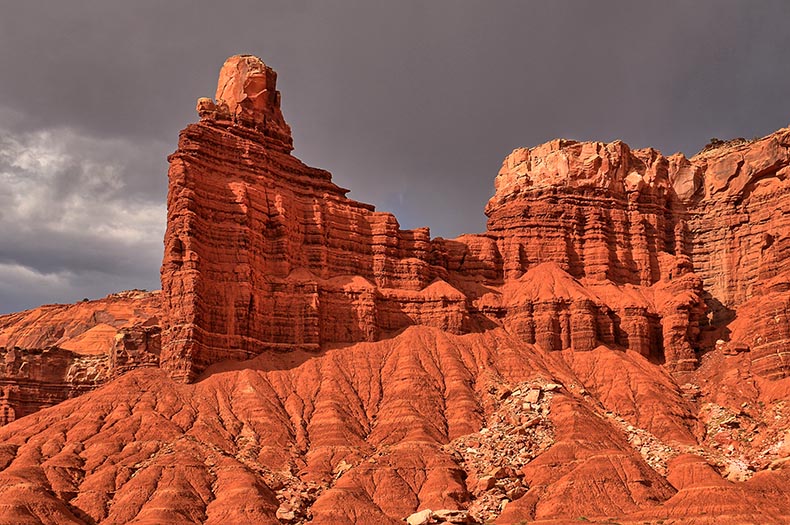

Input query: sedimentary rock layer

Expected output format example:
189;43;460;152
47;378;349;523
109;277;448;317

5;55;788;425
1;326;789;524
161;56;457;381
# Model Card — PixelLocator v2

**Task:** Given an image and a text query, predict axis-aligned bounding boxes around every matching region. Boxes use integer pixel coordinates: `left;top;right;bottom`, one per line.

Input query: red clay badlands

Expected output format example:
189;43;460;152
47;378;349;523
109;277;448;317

0;55;789;524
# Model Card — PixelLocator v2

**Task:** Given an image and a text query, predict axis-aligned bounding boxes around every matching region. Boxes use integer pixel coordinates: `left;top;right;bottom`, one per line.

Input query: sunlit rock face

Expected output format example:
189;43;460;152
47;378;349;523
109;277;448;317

161;55;790;383
162;55;463;382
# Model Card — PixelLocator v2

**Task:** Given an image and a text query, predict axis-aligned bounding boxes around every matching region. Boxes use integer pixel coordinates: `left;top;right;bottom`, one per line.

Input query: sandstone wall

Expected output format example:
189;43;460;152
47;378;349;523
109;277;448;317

2;54;788;433
161;56;463;381
160;55;718;381
682;134;790;379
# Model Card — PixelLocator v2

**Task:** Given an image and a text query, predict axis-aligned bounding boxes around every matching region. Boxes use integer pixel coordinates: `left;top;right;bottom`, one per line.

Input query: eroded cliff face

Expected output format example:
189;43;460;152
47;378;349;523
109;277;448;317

483;140;708;373
162;56;790;383
161;55;750;382
683;134;790;380
1;54;790;525
161;55;470;382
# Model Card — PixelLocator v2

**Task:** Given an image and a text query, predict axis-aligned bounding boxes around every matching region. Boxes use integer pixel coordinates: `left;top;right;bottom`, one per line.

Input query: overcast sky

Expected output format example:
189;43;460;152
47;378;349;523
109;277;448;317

1;1;789;313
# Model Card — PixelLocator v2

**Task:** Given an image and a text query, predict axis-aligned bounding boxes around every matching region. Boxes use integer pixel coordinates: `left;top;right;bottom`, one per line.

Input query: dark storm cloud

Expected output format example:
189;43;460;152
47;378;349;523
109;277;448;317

1;0;789;312
0;122;164;309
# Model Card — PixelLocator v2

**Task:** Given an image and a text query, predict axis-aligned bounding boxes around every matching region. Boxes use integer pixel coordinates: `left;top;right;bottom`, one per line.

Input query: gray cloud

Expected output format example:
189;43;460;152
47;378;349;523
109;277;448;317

1;0;789;312
0;122;164;311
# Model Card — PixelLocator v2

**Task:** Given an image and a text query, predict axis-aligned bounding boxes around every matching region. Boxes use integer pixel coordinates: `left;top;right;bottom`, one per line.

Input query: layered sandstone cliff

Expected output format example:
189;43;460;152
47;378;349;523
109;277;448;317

162;56;790;383
164;55;779;382
485;131;790;381
161;55;468;382
683;134;790;380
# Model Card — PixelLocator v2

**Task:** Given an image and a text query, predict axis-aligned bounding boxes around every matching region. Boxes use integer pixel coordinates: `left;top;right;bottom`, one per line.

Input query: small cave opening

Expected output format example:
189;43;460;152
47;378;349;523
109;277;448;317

170;238;185;267
761;232;775;252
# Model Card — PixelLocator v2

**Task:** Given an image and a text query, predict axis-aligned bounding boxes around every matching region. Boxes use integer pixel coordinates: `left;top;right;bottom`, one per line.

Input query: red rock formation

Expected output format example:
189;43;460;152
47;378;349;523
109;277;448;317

486;140;676;284
682;133;790;380
1;326;789;524
160;55;712;381
481;140;712;373
161;55;466;382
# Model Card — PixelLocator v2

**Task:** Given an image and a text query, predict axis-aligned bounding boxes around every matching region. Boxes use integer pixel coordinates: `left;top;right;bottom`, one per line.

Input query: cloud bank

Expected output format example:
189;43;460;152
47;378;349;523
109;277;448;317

0;120;166;312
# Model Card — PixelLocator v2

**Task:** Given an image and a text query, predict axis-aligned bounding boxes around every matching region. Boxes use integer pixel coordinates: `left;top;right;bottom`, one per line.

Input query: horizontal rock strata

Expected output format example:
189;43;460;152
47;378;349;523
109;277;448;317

166;55;777;381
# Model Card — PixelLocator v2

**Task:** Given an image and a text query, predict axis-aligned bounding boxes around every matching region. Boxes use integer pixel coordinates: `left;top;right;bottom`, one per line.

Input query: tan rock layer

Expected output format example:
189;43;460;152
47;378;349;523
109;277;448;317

0;291;160;424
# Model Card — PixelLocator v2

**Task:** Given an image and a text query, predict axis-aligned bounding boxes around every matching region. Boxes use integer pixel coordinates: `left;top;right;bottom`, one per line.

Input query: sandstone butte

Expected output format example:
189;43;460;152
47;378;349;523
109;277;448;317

1;54;789;525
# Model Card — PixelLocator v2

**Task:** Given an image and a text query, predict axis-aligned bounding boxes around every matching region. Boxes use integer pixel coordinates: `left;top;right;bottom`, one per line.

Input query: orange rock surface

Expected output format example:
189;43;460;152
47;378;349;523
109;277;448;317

1;55;789;524
162;55;467;382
